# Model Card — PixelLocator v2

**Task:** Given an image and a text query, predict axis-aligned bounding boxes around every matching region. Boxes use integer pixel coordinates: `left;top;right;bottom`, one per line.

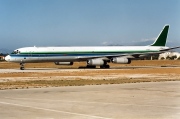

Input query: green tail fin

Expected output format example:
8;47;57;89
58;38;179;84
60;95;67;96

151;25;169;46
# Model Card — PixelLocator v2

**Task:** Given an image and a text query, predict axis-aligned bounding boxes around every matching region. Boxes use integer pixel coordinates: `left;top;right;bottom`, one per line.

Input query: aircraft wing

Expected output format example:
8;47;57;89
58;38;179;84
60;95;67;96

76;52;161;61
76;46;180;61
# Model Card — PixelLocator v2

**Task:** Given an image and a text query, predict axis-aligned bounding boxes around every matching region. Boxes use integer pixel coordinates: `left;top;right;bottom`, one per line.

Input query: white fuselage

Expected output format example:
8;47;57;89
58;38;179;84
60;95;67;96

5;46;167;63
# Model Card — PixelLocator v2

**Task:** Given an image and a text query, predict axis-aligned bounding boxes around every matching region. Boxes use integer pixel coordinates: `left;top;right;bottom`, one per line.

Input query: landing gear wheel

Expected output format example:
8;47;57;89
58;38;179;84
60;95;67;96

105;65;110;68
20;63;25;70
100;65;110;69
86;65;96;68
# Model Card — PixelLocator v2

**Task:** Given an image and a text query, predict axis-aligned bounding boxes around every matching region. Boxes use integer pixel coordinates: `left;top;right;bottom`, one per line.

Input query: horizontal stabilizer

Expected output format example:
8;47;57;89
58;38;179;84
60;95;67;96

160;46;180;51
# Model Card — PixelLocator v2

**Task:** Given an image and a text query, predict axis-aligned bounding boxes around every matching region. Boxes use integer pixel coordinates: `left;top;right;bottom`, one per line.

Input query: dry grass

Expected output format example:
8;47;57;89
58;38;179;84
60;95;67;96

1;78;180;90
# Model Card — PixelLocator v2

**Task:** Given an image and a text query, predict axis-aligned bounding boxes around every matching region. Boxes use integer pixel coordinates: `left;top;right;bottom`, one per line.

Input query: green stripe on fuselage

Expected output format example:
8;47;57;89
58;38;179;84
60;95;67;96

19;50;158;54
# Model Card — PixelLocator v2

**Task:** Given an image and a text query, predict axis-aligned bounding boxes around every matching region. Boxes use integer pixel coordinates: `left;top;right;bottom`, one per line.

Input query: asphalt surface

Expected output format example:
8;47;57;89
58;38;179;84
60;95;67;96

0;81;180;119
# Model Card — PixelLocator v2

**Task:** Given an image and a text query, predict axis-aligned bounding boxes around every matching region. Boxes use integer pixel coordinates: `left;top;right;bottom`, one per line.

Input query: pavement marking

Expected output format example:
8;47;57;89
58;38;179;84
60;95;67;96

0;101;112;119
4;97;180;110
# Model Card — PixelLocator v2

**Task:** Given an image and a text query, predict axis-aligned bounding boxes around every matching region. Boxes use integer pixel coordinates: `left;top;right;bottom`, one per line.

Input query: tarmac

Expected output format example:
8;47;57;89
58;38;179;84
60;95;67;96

0;81;180;119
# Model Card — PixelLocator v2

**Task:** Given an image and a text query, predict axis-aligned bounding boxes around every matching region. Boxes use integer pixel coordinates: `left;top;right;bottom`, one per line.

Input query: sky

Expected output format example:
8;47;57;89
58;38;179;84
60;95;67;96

0;0;180;52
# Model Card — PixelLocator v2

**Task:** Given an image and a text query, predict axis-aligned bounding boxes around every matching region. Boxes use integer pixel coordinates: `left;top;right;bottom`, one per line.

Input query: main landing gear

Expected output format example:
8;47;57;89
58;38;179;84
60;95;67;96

100;64;110;69
84;61;110;69
20;63;25;70
100;61;110;69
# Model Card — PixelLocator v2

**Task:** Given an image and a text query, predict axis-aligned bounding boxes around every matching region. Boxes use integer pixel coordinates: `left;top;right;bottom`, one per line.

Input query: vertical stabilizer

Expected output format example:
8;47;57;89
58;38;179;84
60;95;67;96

151;25;169;46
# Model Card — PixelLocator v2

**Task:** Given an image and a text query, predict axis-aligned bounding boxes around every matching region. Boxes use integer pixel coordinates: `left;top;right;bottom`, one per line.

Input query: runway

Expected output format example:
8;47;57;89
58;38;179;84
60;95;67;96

0;81;180;119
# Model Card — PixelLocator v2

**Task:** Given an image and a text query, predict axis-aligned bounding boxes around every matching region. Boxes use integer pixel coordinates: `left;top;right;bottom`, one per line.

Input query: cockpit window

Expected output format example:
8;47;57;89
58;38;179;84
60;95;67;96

11;51;16;54
11;50;20;54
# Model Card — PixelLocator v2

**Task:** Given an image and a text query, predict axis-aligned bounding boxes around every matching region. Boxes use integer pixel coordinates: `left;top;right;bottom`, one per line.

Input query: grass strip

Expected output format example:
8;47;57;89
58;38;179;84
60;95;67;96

0;78;180;90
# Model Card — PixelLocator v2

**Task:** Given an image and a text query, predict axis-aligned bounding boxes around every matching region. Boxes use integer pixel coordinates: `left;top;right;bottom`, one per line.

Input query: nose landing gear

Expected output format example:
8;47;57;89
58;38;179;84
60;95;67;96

20;63;25;70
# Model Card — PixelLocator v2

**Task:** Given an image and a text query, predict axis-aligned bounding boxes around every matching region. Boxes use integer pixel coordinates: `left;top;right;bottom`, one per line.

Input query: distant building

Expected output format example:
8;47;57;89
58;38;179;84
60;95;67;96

0;53;8;61
158;52;180;60
0;56;4;60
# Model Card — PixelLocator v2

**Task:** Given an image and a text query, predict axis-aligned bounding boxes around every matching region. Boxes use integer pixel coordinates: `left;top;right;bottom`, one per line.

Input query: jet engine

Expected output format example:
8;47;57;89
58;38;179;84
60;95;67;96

87;59;104;66
54;62;73;65
111;57;131;64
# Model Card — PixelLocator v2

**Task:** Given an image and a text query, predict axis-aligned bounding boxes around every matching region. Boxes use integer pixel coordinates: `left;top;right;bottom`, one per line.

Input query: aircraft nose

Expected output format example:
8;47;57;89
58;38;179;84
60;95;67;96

5;55;11;62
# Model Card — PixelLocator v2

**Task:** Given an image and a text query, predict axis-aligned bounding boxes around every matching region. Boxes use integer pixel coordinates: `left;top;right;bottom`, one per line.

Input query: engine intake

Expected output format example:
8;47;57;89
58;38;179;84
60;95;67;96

111;57;131;64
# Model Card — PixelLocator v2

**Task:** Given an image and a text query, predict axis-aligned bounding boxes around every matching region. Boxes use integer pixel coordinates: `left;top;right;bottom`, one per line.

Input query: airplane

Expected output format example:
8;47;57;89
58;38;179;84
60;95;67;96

5;25;180;70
